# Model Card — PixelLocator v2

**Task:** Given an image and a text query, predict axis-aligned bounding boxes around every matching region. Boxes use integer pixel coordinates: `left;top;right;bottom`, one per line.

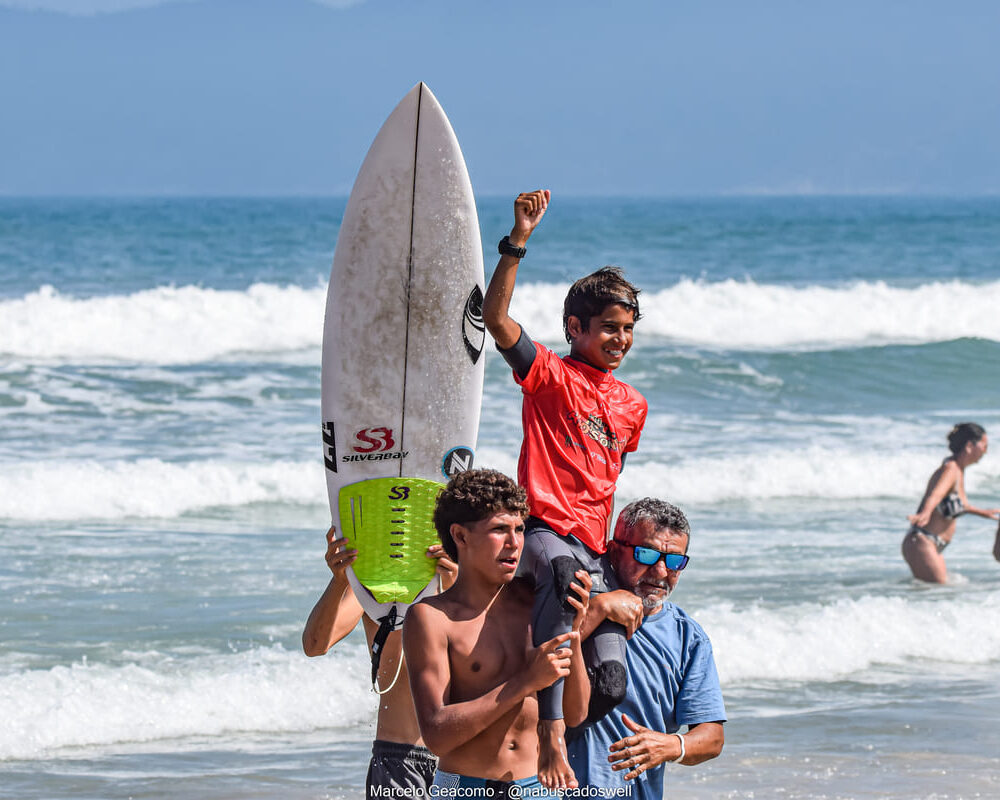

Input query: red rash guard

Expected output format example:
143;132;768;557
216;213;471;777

514;341;647;553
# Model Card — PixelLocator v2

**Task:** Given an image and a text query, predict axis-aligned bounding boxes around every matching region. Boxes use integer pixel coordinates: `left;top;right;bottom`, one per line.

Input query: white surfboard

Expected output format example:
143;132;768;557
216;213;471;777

321;83;485;626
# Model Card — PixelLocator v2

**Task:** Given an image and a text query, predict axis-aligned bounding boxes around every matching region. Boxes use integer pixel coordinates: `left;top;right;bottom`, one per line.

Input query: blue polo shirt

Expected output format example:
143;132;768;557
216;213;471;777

568;602;726;800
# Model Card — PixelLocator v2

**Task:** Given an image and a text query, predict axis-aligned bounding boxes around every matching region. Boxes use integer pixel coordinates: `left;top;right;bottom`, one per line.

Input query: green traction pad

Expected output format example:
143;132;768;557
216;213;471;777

338;477;445;604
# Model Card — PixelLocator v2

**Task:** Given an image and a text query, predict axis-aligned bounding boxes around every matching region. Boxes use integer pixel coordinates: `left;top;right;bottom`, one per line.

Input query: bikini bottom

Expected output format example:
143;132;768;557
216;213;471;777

907;524;948;554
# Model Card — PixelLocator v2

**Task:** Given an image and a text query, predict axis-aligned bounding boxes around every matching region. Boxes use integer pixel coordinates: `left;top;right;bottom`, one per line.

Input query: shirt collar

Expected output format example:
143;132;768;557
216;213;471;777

565;354;613;384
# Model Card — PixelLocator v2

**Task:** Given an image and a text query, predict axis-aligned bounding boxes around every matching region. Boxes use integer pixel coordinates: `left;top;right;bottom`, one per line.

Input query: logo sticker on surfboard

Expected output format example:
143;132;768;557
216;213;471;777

324;424;411;465
462;285;485;364
442;446;475;479
322;421;338;473
344;426;409;463
352;427;396;453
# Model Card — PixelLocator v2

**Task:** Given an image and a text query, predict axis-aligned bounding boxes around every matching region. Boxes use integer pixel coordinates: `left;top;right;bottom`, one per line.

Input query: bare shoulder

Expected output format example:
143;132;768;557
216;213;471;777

403;598;449;650
407;592;463;628
409;594;447;620
939;458;962;481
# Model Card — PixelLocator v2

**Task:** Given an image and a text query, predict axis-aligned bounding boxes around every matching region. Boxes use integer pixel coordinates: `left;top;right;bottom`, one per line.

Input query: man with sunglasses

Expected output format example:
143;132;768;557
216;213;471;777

567;498;726;799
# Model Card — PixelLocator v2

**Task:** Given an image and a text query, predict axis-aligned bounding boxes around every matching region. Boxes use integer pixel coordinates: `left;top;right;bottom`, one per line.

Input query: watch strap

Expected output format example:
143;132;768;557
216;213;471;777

498;235;527;259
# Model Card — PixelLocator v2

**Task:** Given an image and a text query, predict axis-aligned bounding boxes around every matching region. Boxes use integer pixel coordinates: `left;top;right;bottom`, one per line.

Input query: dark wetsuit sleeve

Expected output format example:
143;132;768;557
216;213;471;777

496;325;537;381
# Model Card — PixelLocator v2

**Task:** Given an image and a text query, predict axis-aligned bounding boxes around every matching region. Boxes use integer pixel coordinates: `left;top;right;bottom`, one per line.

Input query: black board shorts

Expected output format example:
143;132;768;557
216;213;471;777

366;739;438;799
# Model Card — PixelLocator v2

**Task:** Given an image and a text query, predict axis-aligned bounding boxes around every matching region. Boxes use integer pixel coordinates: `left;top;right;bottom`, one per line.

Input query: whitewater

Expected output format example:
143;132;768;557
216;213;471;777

4;277;1000;363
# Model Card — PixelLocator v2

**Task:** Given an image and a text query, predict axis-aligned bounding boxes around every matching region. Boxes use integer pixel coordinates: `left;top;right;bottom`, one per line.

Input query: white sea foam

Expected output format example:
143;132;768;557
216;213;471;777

510;278;1000;350
0;459;322;521
3;278;999;365
620;447;1000;505
697;591;1000;685
472;446;519;478
0;283;325;364
0;644;371;760
3;447;997;521
4;596;998;761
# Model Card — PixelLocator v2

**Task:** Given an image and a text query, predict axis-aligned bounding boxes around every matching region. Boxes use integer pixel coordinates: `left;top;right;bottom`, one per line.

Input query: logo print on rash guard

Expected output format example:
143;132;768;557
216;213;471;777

566;411;623;451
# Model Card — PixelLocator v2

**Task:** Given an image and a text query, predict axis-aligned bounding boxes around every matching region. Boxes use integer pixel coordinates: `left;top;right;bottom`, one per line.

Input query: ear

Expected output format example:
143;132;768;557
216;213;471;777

607;538;625;566
566;315;584;341
450;522;469;552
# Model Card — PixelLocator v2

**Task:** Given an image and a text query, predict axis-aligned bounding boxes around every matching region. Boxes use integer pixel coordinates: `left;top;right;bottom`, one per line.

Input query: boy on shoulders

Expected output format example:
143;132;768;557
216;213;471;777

482;191;648;787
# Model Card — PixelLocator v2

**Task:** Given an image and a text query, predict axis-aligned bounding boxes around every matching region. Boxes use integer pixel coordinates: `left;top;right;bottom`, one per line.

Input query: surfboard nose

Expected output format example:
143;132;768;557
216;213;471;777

403;81;444;119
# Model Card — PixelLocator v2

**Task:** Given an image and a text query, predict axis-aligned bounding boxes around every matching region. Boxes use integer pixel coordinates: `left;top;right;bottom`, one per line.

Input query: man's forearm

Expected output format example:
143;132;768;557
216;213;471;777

675;722;725;766
301;574;360;656
580;591;642;640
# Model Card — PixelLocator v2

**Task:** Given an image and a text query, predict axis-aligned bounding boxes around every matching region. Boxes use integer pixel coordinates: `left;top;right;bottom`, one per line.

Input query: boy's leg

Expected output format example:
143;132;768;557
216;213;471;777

518;524;584;719
518;523;612;788
579;551;629;721
581;617;629;722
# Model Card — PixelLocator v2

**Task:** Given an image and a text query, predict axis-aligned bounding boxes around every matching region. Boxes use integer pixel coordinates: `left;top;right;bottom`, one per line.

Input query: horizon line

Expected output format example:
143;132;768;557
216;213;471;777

3;191;1000;201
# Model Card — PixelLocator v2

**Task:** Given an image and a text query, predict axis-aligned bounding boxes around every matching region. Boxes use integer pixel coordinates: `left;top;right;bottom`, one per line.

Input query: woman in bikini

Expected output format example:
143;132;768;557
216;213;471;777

903;422;1000;583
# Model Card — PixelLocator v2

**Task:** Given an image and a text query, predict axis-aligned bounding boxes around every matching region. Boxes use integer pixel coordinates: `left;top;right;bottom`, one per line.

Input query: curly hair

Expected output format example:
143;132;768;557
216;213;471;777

562;266;641;344
947;422;986;455
433;469;529;560
614;497;690;543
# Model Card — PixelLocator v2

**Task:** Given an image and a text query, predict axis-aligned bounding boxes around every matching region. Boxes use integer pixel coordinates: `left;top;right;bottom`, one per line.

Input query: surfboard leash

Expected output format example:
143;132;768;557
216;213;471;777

370;605;405;695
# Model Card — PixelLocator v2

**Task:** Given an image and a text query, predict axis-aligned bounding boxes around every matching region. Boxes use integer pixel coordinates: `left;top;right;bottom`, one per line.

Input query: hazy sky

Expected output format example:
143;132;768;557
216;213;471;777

2;0;999;196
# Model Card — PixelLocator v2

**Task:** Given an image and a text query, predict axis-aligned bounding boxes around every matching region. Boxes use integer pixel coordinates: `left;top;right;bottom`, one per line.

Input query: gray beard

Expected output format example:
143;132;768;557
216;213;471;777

639;584;672;611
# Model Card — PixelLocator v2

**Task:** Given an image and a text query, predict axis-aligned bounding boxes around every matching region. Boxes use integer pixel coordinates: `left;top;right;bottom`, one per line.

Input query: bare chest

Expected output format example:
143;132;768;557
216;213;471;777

446;608;530;701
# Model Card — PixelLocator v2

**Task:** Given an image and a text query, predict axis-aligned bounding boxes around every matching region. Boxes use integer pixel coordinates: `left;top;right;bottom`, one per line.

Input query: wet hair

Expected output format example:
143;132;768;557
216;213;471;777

562;266;641;344
947;422;986;455
433;469;529;560
614;497;690;544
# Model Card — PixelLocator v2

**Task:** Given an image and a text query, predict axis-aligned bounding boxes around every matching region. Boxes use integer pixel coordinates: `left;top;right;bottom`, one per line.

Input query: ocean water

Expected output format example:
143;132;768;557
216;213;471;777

2;196;1000;799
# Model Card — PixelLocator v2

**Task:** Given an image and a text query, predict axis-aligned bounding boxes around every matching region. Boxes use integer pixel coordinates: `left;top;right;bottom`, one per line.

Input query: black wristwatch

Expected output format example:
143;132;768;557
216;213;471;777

498;235;527;259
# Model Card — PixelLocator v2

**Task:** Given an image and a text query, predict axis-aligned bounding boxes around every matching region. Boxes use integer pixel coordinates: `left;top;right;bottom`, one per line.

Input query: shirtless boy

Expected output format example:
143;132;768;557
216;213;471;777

482;190;648;785
302;527;457;797
403;468;592;793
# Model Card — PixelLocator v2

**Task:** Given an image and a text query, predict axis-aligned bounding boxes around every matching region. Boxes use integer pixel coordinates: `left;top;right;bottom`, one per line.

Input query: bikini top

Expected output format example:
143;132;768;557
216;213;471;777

937;491;964;519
